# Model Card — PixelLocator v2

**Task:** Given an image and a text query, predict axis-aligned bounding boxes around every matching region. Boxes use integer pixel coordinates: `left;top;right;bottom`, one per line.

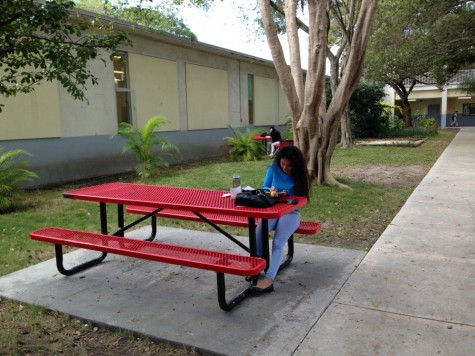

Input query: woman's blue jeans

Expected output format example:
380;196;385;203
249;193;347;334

256;210;300;280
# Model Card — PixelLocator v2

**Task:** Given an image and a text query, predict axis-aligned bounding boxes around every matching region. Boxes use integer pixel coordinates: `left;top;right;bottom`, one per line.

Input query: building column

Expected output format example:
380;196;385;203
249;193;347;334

441;86;448;128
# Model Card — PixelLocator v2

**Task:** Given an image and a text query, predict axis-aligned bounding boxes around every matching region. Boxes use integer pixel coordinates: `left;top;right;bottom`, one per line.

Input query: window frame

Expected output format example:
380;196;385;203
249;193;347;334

248;74;254;125
114;53;133;125
462;103;475;116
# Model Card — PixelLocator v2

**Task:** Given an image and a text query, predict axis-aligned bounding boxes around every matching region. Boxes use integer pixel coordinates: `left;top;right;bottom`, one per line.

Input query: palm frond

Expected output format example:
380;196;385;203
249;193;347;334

0;147;39;212
114;116;180;178
223;126;264;161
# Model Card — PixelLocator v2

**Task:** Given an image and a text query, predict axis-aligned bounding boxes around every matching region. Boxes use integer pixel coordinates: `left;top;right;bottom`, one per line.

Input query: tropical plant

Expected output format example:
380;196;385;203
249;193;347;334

0;147;39;213
114;116;180;178
223;126;264;162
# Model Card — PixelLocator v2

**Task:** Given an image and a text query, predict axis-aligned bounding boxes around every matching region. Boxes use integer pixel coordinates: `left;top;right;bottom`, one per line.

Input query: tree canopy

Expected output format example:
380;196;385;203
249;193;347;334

0;0;128;110
365;0;475;126
75;0;198;40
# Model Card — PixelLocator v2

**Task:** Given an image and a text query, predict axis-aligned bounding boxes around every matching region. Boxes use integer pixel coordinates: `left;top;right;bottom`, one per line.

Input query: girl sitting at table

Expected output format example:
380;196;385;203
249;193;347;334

251;145;310;294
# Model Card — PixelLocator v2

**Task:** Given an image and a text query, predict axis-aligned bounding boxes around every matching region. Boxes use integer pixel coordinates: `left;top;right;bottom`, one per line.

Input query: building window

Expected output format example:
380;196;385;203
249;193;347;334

248;74;254;125
114;53;132;125
462;103;475;116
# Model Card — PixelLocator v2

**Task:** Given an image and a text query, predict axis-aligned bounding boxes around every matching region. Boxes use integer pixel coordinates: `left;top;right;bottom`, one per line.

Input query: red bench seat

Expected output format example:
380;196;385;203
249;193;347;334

30;227;266;311
125;207;321;235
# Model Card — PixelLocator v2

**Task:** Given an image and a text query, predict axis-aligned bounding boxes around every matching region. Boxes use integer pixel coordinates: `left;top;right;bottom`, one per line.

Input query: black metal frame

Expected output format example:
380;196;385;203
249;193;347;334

51;199;293;310
145;211;294;274
54;244;107;276
50;238;258;311
217;273;255;311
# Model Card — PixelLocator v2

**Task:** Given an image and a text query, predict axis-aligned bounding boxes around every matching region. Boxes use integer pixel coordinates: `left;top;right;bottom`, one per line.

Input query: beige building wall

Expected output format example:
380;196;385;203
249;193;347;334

406;89;442;100
409;99;440;115
278;86;290;124
0;9;298;188
254;75;277;126
128;53;180;131
186;64;228;130
1;31;288;140
59;53;118;137
0;81;61;140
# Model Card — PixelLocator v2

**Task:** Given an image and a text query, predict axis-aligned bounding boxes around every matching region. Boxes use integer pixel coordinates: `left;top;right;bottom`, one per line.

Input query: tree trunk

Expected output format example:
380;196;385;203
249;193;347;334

259;0;378;187
340;108;353;148
400;98;413;127
390;79;416;127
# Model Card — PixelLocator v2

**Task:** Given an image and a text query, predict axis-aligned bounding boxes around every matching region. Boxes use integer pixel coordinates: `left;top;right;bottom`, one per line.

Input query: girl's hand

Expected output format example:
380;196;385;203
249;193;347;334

278;190;288;197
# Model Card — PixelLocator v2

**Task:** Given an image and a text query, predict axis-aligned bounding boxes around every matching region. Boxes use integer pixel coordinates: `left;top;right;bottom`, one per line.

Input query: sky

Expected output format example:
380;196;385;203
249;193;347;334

177;2;272;60
177;1;309;68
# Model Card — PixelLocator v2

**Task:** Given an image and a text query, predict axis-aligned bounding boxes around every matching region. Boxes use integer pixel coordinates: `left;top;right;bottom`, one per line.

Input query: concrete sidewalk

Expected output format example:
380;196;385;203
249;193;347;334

295;127;475;355
1;128;474;355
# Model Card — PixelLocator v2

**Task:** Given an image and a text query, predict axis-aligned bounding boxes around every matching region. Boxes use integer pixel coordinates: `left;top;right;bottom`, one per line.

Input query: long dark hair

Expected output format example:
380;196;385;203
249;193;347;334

274;146;310;198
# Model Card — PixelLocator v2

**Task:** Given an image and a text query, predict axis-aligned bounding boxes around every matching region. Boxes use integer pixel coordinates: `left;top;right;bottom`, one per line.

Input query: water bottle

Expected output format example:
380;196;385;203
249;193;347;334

230;174;241;199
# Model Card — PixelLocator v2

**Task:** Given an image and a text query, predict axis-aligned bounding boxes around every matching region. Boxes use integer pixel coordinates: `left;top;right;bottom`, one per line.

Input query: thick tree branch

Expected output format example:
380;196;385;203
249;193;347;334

259;0;300;117
0;11;24;27
269;0;309;33
285;0;305;104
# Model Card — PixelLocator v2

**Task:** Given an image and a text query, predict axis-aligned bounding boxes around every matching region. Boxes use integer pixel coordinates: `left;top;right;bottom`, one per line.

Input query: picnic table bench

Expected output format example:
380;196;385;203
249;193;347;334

125;206;321;272
30;227;266;311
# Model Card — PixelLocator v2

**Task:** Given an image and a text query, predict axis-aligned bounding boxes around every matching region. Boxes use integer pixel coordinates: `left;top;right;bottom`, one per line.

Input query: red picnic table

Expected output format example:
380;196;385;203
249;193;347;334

63;182;307;266
31;182;307;311
252;134;272;154
252;135;294;155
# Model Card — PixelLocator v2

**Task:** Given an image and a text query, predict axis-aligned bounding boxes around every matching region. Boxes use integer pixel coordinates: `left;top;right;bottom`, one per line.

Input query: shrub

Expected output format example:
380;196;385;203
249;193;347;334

383;115;439;137
383;126;439;138
389;116;405;130
349;82;390;138
223;126;264;161
114;116;180;178
0;147;38;213
412;115;437;128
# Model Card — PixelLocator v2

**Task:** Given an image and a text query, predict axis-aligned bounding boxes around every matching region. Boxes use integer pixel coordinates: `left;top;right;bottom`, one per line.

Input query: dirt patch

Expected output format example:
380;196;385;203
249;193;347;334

332;164;431;188
0;297;198;355
295;164;432;250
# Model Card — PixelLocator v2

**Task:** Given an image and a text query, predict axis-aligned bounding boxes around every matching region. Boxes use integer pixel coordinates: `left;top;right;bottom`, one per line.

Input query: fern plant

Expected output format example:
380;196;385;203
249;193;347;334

114;116;180;178
0;147;39;213
223;126;264;161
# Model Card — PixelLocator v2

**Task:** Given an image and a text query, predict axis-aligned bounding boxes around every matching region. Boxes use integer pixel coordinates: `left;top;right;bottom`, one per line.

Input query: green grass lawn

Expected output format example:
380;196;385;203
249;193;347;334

0;129;457;277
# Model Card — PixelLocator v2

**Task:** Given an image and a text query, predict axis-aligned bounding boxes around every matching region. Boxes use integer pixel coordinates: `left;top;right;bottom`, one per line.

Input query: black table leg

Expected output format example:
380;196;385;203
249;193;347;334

261;219;270;271
117;204;124;237
100;202;108;234
248;217;256;256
